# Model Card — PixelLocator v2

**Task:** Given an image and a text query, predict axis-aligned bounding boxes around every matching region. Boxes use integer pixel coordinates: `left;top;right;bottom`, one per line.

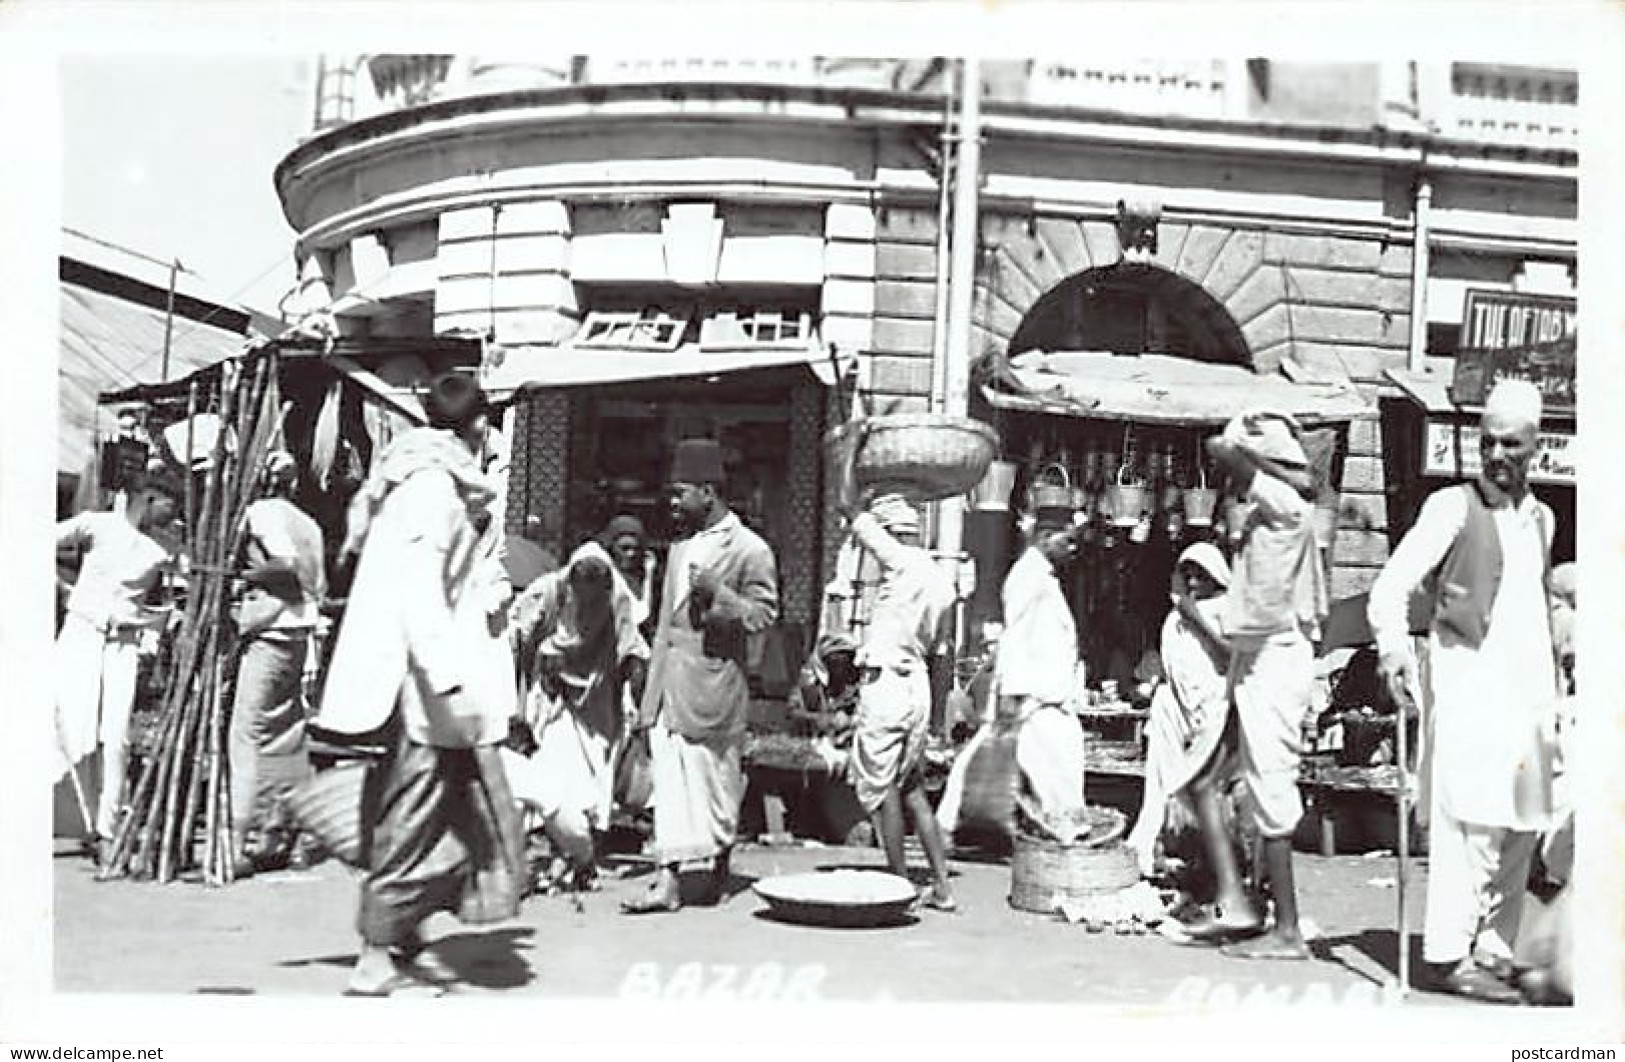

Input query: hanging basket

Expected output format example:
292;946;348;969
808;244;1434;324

1106;465;1147;528
826;414;998;503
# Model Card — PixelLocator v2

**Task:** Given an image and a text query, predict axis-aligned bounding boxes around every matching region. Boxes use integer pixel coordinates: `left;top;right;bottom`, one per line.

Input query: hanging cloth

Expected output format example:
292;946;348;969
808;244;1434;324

310;380;343;491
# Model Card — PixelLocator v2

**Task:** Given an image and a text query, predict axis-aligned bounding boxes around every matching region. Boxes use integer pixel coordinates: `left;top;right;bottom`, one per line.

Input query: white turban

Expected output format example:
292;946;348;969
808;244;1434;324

1483;378;1543;430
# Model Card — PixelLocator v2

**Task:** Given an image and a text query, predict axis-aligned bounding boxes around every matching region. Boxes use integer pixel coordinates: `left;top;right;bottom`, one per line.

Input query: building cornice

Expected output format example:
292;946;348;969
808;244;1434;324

277;81;1577;230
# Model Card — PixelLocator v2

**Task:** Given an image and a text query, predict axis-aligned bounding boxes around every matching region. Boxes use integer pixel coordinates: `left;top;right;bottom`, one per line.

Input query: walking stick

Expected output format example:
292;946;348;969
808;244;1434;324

1394;684;1411;999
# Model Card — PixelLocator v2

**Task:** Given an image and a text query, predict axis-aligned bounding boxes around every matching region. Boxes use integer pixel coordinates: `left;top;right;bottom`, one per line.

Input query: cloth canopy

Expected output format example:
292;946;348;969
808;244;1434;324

482;340;852;396
982;350;1373;427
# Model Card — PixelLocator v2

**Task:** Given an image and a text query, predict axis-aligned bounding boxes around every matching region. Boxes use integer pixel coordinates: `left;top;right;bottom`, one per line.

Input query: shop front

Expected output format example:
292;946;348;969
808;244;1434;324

1384;288;1576;563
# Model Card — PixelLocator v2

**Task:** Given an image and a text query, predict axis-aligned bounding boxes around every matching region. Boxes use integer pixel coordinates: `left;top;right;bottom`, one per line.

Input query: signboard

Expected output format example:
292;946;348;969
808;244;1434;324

1450;289;1576;413
1422;419;1575;486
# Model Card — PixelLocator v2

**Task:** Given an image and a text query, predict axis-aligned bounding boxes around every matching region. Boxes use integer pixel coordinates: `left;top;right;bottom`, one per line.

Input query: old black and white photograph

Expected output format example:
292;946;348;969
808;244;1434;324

4;2;1623;1052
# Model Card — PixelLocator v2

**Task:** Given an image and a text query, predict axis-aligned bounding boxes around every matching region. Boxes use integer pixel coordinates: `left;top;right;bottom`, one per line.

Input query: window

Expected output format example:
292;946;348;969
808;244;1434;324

699;308;813;349
576;309;688;351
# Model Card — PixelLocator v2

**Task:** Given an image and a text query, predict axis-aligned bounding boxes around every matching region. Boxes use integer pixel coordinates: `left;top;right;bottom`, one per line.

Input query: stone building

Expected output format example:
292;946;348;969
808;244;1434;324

274;57;1577;671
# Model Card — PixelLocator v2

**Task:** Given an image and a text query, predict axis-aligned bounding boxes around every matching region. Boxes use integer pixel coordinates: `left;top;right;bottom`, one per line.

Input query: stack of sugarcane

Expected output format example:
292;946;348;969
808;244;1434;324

100;352;283;885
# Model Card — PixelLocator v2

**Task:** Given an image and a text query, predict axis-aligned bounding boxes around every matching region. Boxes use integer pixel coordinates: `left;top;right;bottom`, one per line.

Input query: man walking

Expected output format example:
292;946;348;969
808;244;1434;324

1368;379;1560;1003
1190;409;1327;961
228;451;327;876
836;479;957;910
622;439;779;914
317;374;524;997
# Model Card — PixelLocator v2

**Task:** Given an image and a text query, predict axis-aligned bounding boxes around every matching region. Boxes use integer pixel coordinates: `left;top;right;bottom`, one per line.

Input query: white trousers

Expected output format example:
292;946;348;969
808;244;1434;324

1423;798;1539;966
55;615;139;838
1015;703;1087;820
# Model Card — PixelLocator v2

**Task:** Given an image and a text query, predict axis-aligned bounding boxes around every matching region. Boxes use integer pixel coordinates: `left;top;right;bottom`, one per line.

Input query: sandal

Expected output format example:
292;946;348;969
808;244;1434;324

620;887;681;915
1220;935;1312;962
915;887;959;913
342;971;448;998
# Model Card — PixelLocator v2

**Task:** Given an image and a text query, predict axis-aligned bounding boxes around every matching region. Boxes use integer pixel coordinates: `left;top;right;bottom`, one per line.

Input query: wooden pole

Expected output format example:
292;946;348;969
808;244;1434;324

161;260;179;383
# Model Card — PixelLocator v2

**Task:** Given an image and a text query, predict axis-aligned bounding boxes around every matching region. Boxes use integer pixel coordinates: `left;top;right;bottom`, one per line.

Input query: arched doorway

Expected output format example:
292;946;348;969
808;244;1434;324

1007;262;1250;365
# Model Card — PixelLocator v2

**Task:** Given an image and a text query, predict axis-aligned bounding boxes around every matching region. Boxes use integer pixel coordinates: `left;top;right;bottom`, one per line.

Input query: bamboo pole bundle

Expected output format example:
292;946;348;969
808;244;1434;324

101;352;287;884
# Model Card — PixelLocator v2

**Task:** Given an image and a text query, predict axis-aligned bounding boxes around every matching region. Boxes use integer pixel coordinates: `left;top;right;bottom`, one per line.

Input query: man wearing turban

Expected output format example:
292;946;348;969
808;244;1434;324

1369;379;1563;1003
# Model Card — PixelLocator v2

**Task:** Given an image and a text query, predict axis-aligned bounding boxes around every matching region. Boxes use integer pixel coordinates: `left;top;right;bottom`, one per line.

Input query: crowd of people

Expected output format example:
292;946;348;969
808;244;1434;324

52;372;1574;1003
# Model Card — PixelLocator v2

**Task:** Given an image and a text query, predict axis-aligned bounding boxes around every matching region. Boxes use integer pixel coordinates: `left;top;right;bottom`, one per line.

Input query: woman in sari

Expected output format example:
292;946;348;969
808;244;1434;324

508;541;650;889
1126;542;1233;877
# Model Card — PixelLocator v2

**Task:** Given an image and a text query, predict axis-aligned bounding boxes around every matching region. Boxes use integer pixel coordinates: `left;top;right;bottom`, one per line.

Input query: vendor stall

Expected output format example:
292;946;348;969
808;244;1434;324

972;348;1370;703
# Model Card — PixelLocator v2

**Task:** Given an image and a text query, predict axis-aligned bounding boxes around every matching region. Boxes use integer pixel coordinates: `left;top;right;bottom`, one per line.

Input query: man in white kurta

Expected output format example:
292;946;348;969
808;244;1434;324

1368;379;1559;1004
995;510;1088;822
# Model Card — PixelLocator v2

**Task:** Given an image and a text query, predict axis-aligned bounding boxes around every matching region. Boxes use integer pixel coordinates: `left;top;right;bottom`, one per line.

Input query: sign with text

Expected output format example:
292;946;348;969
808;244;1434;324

1450;289;1576;413
1423;419;1575;485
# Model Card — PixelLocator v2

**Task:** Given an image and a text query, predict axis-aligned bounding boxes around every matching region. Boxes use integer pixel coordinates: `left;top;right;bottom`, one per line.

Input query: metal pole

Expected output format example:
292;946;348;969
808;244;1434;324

936;56;982;559
161;259;179;382
930;61;958;412
1407;170;1432;375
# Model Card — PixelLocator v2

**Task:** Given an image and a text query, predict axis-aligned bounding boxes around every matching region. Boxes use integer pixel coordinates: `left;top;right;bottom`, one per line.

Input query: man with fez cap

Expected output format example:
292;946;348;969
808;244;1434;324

1189;408;1327;961
622;438;780;914
833;460;958;910
1369;379;1561;1003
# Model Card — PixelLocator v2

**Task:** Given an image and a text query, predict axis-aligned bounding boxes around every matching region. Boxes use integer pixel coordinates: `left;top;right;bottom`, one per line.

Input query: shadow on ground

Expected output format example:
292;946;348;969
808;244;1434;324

275;927;537;991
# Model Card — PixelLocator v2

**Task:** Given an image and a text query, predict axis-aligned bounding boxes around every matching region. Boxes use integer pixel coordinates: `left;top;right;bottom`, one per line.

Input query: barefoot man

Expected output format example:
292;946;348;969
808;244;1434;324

835;459;957;909
1192;409;1328;961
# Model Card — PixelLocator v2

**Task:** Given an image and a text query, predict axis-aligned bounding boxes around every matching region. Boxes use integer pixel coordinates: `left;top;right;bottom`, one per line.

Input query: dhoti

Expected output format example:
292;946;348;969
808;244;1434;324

650;724;743;865
358;726;525;948
55;613;141;838
227;632;313;854
1015;703;1087;821
847;668;930;815
1230;634;1313;840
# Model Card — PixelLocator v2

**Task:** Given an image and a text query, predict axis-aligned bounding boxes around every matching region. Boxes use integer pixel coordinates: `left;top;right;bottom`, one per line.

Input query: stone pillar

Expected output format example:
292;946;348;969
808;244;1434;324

435;199;578;344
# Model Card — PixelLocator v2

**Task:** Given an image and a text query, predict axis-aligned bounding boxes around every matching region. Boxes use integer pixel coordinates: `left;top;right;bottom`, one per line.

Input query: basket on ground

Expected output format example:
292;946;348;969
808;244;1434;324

825;414;999;503
1009;807;1139;913
284;762;369;868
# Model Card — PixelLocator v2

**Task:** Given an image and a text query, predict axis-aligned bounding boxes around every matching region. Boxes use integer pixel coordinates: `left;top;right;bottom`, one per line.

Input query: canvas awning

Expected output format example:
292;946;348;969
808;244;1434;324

981;351;1373;427
482;339;852;396
1384;362;1460;415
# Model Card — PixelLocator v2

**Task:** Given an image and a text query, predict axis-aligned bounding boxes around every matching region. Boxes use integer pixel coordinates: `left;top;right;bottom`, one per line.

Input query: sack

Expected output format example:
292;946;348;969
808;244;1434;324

956;724;1022;843
284;761;371;869
614;728;654;814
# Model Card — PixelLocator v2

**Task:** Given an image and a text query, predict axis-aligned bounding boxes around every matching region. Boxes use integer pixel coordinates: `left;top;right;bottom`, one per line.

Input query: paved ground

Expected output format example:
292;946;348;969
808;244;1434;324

54;839;1472;1007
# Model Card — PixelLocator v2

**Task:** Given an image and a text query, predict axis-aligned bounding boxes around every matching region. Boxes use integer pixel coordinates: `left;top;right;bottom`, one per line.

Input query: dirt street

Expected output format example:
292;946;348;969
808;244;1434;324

55;840;1457;1006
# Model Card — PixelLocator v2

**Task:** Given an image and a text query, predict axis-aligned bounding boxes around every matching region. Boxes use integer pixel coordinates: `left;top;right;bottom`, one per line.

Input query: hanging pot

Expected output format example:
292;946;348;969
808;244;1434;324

1028;463;1073;512
1107;465;1146;528
1184;462;1218;528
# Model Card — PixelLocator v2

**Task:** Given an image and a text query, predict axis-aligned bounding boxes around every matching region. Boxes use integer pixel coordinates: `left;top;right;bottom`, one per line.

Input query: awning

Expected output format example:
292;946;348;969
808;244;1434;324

1385;362;1460;415
982;351;1373;427
482;339;852;396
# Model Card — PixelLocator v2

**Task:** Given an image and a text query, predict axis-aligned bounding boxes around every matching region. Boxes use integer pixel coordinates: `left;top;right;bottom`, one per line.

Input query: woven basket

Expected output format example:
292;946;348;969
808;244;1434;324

1009;808;1139;913
284;762;369;869
826;414;999;503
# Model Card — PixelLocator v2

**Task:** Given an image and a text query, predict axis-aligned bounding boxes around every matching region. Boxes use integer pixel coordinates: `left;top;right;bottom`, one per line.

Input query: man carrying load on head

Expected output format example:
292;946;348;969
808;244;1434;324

834;449;958;910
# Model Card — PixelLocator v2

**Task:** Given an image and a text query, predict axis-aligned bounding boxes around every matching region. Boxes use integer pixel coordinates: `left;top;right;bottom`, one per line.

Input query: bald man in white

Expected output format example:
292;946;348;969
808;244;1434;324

1368;379;1562;1005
